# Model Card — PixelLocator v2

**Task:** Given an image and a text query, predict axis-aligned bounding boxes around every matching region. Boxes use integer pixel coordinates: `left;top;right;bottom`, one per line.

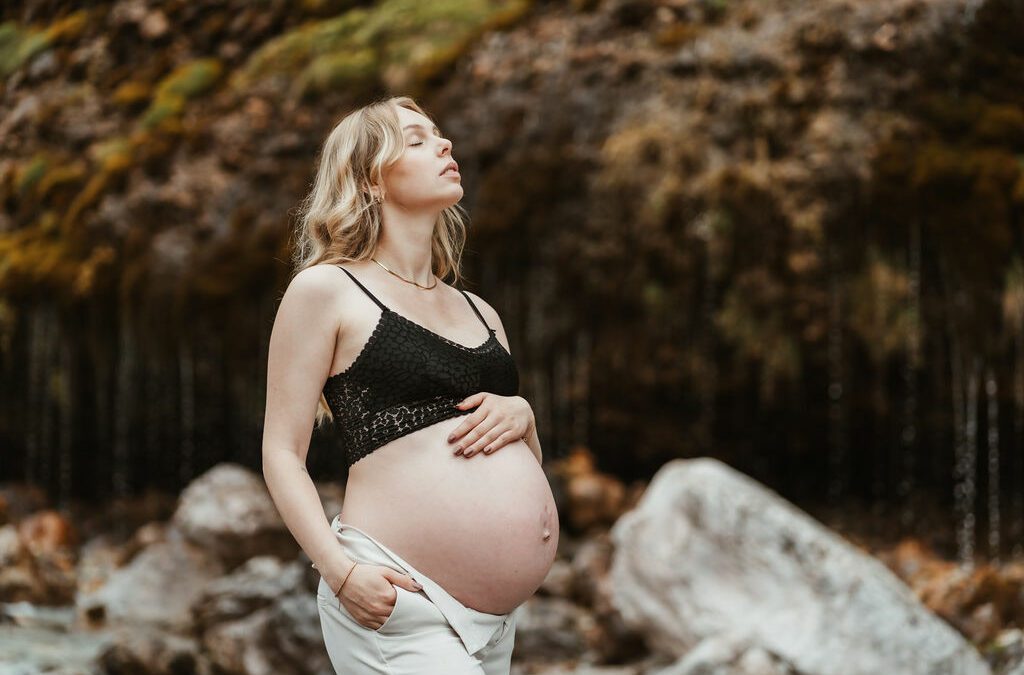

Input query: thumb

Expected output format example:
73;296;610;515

383;569;424;591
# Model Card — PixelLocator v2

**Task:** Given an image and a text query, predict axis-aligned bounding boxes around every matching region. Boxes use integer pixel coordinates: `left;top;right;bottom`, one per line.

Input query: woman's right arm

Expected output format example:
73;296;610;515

261;265;355;595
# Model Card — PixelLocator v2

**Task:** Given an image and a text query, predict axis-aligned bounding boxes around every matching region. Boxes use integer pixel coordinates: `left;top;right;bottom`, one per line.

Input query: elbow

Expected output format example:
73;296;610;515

261;446;275;475
262;445;304;477
261;446;287;478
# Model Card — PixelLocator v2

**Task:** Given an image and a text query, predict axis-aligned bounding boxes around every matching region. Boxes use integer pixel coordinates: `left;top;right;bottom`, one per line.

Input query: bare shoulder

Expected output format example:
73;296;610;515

461;289;514;356
283;264;345;308
277;263;364;333
290;262;342;286
461;289;507;332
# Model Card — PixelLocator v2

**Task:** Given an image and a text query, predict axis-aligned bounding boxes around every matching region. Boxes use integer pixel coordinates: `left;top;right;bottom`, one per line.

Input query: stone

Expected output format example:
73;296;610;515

510;596;595;662
172;463;299;569
191;555;305;631
76;529;224;631
608;457;992;675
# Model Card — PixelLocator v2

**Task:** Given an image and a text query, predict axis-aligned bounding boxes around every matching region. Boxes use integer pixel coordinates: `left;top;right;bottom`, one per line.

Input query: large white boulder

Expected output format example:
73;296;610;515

609;457;991;675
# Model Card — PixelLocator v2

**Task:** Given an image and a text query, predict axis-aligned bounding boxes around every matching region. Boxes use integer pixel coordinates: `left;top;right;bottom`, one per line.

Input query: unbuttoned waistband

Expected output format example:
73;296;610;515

328;513;511;656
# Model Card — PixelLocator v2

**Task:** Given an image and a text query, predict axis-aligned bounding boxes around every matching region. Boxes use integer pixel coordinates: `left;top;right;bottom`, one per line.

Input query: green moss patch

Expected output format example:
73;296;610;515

235;0;533;98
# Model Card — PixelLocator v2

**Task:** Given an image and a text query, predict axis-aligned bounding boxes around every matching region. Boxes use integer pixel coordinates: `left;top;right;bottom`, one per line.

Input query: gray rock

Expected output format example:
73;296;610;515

200;590;330;675
510;596;596;662
0;622;113;675
172;463;299;569
96;624;212;675
511;664;644;675
540;558;575;598
609;458;992;675
992;628;1024;675
649;633;801;675
191;555;305;631
571;532;615;610
192;554;329;674
77;529;224;631
0;526;41;603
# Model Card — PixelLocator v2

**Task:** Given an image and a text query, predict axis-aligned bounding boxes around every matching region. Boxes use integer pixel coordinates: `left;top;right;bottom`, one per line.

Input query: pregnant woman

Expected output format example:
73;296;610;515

261;95;559;674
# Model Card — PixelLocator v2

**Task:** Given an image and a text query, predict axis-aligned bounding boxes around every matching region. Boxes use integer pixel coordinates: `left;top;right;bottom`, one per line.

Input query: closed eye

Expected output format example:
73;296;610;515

408;131;442;147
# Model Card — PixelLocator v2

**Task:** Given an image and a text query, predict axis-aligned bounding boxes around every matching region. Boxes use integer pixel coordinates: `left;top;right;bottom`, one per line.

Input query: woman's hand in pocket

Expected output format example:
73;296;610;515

338;564;422;630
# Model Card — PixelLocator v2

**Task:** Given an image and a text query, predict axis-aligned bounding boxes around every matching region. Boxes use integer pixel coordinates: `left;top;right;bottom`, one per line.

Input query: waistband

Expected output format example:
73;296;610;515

329;513;510;656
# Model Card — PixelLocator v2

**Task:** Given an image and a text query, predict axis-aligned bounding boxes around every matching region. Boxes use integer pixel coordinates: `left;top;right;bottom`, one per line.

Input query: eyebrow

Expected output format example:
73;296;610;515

403;123;441;134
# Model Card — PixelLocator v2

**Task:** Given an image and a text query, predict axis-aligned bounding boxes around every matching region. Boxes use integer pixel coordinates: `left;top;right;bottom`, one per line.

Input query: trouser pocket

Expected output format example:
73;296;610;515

372;584;404;633
318;577;408;635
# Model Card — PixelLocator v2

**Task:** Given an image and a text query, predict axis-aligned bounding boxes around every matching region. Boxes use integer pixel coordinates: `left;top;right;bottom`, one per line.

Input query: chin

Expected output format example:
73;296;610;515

441;191;464;208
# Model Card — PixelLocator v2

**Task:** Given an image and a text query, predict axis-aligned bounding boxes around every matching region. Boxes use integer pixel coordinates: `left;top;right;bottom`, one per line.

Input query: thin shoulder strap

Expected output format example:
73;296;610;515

458;289;493;331
336;266;389;311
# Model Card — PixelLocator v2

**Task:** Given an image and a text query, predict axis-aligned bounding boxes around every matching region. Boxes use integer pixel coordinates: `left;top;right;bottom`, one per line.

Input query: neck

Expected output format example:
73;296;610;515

373;209;437;284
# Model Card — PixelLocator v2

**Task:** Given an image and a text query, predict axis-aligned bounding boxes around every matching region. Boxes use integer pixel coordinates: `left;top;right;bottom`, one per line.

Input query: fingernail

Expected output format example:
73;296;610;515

447;434;454;442
454;448;462;456
413;583;423;590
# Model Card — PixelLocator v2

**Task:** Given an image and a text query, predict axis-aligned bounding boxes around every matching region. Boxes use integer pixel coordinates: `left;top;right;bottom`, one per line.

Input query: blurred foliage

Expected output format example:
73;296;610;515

0;0;533;301
846;248;916;366
2;0;1024;492
234;0;534;99
142;58;223;130
0;21;49;77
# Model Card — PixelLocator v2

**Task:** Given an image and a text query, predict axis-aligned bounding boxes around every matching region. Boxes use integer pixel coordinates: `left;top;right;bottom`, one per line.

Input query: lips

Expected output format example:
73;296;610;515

440;160;459;176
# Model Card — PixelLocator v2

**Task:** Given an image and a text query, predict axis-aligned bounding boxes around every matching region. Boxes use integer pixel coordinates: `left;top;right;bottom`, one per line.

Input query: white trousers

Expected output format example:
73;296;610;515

316;514;518;674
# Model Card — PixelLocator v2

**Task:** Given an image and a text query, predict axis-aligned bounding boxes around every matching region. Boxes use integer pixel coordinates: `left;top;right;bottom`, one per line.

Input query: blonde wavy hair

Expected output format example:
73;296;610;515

290;95;471;426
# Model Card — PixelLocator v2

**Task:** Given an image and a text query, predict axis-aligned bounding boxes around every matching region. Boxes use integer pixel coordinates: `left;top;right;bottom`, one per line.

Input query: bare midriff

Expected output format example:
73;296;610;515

337;415;559;615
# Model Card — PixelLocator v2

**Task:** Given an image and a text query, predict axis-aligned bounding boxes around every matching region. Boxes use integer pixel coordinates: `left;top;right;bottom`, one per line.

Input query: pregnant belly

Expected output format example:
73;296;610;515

338;416;559;615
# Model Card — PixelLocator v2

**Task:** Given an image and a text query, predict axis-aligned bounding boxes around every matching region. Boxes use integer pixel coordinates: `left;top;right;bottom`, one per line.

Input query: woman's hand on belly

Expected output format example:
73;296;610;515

448;392;535;458
343;417;560;612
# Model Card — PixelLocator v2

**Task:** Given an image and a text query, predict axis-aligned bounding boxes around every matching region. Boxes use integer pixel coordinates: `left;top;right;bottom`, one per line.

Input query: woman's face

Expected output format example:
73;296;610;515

377;106;462;211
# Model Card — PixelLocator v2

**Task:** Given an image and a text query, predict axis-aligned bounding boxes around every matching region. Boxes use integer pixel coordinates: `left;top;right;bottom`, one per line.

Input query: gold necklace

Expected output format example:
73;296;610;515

370;257;438;289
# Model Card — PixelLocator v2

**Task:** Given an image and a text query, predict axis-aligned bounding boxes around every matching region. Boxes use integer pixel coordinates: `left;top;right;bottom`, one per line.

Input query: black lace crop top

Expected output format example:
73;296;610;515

323;266;520;468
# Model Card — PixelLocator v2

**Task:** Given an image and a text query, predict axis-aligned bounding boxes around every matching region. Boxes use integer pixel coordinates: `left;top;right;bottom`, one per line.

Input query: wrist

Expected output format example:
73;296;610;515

333;561;358;597
313;548;357;593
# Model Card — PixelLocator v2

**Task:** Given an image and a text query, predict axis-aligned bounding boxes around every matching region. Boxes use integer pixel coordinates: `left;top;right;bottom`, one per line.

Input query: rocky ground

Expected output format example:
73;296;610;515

1;449;1024;674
